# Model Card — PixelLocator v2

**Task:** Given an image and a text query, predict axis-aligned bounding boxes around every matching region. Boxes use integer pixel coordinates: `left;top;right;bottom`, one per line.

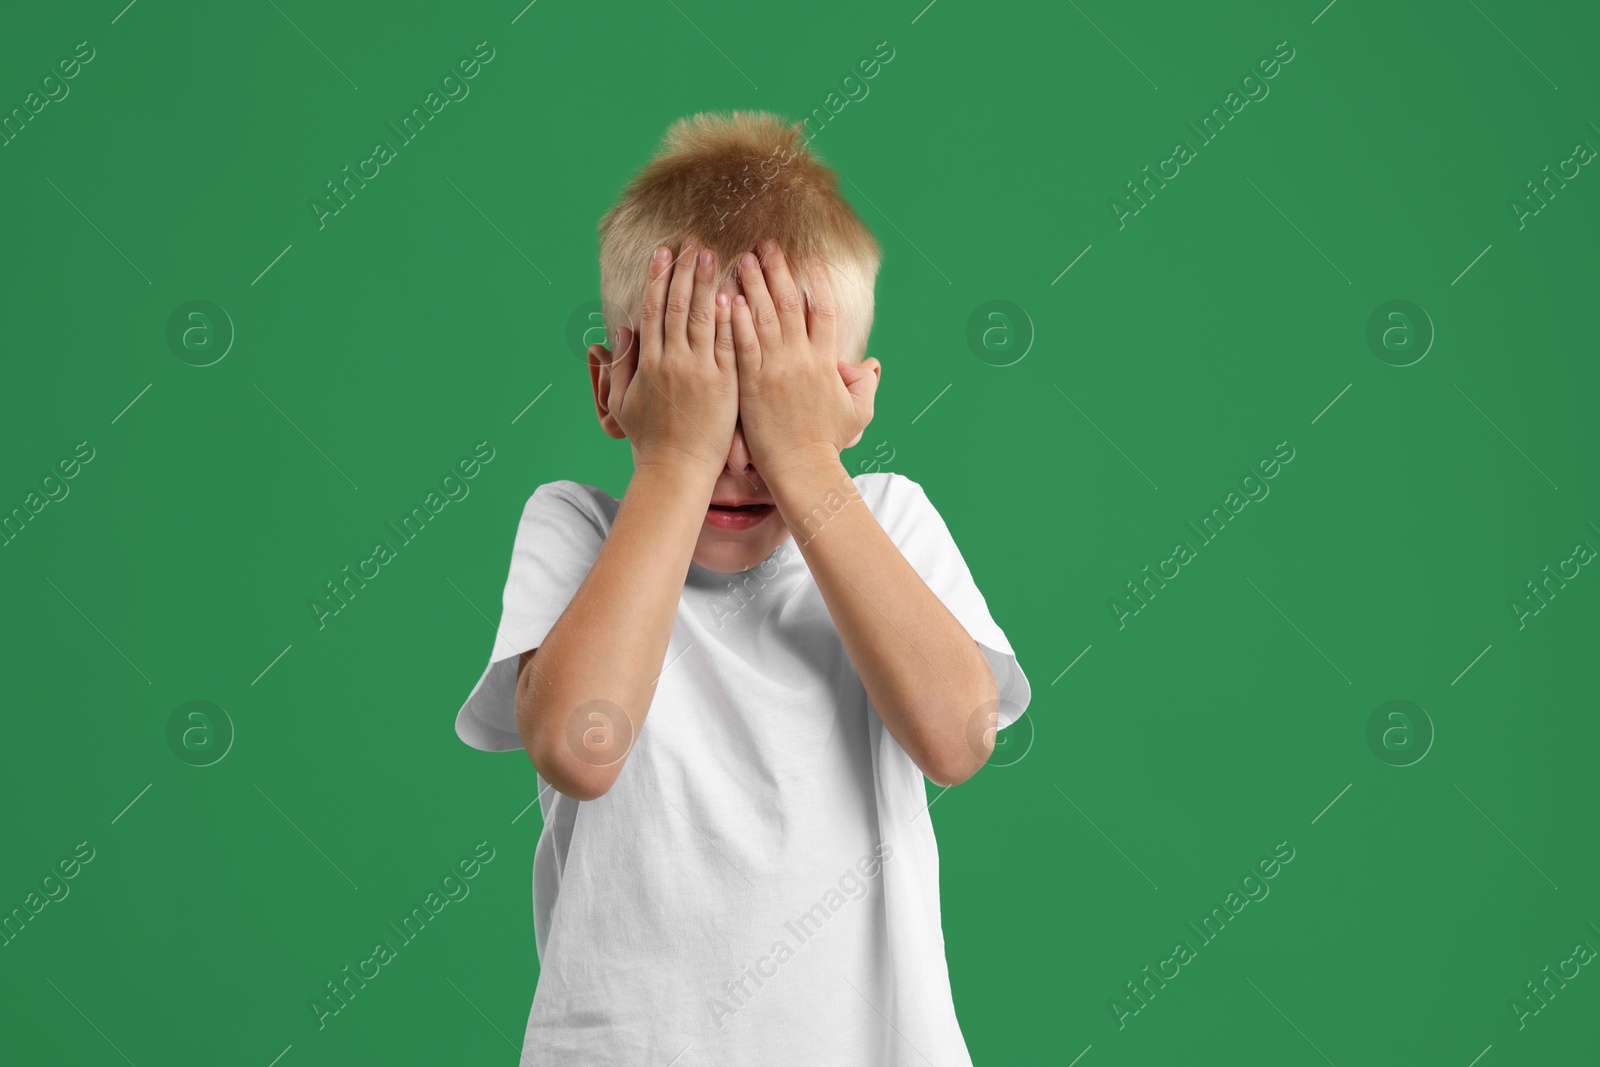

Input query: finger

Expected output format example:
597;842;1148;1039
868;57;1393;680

756;238;808;345
687;244;717;356
639;246;672;367
664;236;699;354
713;290;735;371
841;357;880;401
730;293;761;377
843;356;879;434
804;255;838;356
737;248;782;356
609;326;637;416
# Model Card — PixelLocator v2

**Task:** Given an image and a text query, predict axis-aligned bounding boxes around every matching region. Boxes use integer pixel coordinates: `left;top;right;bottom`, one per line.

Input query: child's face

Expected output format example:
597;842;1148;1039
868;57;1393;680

589;275;871;575
671;411;793;574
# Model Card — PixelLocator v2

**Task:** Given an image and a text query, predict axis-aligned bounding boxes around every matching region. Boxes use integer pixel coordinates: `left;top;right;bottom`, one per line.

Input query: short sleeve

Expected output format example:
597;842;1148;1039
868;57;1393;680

454;481;609;752
866;473;1032;730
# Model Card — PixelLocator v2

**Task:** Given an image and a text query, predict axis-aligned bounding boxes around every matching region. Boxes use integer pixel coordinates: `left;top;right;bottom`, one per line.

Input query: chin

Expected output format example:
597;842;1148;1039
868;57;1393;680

694;534;775;574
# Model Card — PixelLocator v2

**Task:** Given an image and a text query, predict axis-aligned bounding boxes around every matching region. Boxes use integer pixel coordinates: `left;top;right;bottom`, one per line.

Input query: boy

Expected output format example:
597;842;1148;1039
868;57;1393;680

455;111;1031;1065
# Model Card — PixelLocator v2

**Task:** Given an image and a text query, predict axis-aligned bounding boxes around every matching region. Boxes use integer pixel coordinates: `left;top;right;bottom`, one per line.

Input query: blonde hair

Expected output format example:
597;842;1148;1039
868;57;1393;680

598;111;882;362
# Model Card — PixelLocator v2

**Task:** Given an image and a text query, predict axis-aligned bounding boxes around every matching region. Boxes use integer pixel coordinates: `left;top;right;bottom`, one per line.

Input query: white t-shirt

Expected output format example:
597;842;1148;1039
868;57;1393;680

454;471;1031;1065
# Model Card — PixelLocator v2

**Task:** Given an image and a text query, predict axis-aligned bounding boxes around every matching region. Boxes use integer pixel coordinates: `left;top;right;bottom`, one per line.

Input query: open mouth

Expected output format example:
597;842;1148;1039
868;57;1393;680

705;502;776;529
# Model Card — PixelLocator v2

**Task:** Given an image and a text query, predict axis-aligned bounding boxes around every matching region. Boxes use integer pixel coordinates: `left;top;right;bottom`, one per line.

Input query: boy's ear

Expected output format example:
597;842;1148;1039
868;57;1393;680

588;340;627;439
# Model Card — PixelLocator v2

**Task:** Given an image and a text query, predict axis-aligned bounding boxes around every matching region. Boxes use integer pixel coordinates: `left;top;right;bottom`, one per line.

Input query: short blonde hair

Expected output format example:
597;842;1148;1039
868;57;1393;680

598;111;882;362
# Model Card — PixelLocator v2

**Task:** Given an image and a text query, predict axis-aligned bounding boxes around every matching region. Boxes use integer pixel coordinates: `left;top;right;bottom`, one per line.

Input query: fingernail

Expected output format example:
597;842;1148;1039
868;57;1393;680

653;246;670;262
741;252;758;270
716;292;729;307
699;248;713;266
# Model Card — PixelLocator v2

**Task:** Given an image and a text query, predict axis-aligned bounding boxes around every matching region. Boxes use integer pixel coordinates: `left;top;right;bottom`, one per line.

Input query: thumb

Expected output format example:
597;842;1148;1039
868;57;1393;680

611;327;637;410
839;358;878;435
838;358;879;402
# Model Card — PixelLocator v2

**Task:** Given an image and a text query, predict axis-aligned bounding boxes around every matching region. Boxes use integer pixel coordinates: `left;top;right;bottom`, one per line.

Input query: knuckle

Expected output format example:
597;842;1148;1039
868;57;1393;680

686;302;714;328
665;291;692;316
776;289;803;315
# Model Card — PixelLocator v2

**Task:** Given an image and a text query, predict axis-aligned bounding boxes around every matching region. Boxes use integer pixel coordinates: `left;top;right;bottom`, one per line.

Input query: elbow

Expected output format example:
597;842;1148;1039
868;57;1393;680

917;672;1001;788
524;731;620;801
921;744;987;788
539;757;615;801
914;718;992;788
518;696;634;801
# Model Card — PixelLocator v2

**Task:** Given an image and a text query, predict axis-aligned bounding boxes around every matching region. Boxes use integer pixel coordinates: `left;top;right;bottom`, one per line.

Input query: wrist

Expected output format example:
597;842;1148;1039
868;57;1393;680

762;444;843;488
634;439;726;479
630;454;721;497
767;450;856;536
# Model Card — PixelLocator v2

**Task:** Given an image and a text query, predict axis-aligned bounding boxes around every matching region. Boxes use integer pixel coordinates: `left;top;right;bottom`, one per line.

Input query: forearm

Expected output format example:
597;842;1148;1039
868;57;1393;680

517;460;715;798
770;453;999;786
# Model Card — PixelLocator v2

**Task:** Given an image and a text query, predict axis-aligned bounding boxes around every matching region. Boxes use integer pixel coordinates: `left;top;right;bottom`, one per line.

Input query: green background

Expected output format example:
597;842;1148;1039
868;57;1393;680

2;0;1596;1063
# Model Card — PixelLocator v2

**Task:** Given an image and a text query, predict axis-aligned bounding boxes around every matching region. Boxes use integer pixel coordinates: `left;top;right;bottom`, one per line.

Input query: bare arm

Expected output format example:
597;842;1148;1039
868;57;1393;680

515;461;717;800
727;239;997;786
770;457;999;787
515;236;736;800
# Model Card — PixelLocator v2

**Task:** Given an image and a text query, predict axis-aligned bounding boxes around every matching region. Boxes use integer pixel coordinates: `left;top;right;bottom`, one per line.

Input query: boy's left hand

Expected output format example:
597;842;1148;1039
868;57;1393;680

730;238;880;484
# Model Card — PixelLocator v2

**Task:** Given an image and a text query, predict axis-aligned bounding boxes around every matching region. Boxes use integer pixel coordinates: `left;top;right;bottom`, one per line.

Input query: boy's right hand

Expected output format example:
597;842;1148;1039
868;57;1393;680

610;236;738;479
